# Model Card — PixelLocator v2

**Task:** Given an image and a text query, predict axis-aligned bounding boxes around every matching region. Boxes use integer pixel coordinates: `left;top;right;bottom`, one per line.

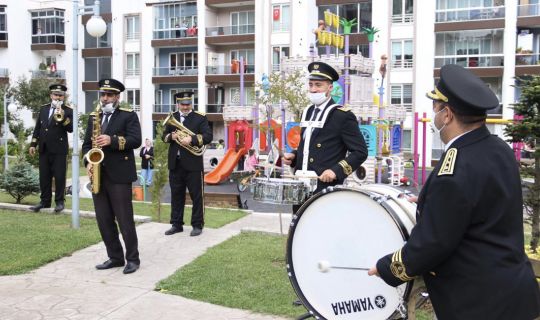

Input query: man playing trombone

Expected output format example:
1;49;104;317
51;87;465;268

29;84;73;213
163;91;212;237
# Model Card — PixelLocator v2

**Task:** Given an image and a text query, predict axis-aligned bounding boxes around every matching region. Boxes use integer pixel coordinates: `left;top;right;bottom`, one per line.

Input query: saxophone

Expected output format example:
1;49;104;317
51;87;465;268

85;106;104;194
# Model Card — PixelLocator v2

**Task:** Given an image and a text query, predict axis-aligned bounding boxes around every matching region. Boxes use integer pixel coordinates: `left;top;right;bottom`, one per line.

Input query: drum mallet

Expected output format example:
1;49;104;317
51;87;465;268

318;260;369;272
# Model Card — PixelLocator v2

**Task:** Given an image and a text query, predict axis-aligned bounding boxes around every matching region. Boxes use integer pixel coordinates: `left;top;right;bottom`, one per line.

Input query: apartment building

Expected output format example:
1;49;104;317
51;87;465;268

1;0;539;164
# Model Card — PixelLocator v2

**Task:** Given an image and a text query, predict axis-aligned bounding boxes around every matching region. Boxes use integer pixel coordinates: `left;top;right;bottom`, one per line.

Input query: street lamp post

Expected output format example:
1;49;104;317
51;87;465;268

3;93;16;171
71;0;107;229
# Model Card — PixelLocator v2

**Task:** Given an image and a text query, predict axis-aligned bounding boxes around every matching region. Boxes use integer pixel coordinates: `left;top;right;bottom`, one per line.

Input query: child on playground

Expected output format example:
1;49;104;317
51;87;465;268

244;149;258;172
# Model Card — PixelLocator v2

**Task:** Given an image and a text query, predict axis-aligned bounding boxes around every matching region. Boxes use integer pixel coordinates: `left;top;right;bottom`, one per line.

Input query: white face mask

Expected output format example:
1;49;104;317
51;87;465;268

52;100;61;107
101;102;115;114
308;92;328;106
430;107;447;138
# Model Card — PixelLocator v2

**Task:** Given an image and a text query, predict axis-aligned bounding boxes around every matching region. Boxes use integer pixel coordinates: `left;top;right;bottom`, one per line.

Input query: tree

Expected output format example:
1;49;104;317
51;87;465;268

150;123;169;222
9;76;52;114
256;70;310;122
504;75;540;253
0;160;40;203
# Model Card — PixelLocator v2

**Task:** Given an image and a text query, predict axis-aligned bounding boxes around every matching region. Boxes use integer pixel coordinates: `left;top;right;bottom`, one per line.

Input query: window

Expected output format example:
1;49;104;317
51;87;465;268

436;0;505;22
272;4;290;32
85;91;99;113
153;2;197;39
84;57;111;82
231;49;255;73
126;53;140;76
318;3;372;32
393;0;414;23
272;46;290;71
230;87;255;105
0;6;6;41
435;29;503;67
390;84;413;112
169;52;198;74
125;15;140;40
319;44;369;58
126;89;141;112
31;9;65;44
231;11;255;35
85;22;111;48
391;40;413;68
84;0;111;14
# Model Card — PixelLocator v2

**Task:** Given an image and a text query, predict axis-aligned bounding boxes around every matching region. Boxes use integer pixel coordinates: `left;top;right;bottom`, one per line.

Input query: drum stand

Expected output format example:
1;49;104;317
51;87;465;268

293;300;314;320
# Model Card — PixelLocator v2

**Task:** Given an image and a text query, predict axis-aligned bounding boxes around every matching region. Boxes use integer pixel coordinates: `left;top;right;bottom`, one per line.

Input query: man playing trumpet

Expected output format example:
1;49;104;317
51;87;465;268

29;84;73;213
163;92;212;237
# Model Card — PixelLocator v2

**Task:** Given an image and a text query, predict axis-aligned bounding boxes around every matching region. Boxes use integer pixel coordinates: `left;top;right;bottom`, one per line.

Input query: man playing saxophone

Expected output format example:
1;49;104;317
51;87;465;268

163;91;212;237
82;78;142;274
29;84;73;213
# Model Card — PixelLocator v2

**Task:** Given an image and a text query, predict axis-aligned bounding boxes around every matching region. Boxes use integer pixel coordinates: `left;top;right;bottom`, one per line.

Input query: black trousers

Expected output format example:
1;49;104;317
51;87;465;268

39;152;67;205
92;172;139;264
169;160;205;229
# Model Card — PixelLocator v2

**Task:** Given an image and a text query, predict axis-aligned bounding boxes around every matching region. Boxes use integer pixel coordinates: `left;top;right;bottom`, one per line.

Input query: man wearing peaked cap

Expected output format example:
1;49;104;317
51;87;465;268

163;91;212;237
369;64;540;320
282;61;367;214
29;83;73;213
82;78;142;274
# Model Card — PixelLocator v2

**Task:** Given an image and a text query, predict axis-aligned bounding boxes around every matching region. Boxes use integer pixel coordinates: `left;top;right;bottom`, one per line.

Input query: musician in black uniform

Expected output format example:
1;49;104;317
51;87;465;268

369;64;540;320
163;92;212;237
282;62;368;213
29;84;73;213
82;78;142;274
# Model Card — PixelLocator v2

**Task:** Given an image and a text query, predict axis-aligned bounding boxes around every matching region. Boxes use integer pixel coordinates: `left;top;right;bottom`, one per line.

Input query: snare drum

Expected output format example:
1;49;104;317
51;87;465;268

286;185;417;320
253;177;309;205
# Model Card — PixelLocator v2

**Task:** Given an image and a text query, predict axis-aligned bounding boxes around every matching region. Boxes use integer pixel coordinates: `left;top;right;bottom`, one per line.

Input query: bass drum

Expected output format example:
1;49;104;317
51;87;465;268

286;185;416;320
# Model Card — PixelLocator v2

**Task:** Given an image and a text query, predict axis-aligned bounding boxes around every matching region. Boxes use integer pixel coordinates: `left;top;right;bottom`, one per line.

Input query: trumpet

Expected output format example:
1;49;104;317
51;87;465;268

163;112;206;156
53;104;65;122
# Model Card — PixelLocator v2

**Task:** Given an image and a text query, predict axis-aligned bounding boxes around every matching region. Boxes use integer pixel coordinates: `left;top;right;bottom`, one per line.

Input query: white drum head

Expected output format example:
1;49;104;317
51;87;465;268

287;188;411;320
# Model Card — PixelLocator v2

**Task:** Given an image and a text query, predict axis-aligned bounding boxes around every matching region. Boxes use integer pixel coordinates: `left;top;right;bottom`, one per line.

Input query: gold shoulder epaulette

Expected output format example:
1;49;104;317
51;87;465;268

438;148;458;176
194;110;206;116
64;104;73;109
119;107;133;112
337;106;351;112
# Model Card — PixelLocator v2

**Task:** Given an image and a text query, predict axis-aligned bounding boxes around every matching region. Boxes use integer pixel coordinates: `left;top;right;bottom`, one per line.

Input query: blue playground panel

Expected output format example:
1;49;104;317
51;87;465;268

360;125;377;157
391;125;402;154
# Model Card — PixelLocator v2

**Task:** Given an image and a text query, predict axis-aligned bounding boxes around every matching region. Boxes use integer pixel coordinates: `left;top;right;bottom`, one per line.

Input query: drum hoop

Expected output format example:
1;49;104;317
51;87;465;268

286;186;413;320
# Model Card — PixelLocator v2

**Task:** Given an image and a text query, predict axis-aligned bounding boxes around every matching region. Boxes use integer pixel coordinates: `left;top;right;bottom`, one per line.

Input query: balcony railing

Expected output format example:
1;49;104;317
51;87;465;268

153;27;198;40
31;69;66;79
435;6;505;22
392;13;413;23
153;66;199;76
125;69;141;76
126;32;141;41
206;65;255;75
272;23;290;32
391;59;413;69
0;68;8;77
32;34;65;44
206;25;255;36
434;54;504;68
207;104;224;113
518;4;540;17
515;53;540;66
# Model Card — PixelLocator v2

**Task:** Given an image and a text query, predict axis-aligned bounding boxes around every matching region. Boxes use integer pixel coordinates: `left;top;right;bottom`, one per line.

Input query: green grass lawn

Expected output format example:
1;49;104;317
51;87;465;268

0;192;247;228
0;210;102;275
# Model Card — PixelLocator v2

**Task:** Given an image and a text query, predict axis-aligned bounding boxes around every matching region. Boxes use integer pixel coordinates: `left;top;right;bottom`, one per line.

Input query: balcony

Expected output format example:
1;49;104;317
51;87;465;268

435;54;504;68
518;3;540;17
31;34;65;51
435;6;505;23
206;25;255;45
151;29;197;47
206;0;254;8
0;68;8;85
392;14;413;23
152;66;199;84
515;52;540;76
391;59;414;69
0;31;6;48
207;104;224;114
206;65;254;75
153;104;200;114
31;69;66;79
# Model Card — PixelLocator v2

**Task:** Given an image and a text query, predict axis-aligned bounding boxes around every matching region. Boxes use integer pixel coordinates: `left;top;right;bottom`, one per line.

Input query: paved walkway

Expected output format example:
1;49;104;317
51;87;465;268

0;213;293;320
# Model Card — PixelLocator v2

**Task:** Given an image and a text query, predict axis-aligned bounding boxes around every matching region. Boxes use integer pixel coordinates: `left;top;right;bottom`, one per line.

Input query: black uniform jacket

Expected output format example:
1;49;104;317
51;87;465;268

163;111;213;172
82;107;141;184
291;99;368;184
376;125;540;320
30;103;73;154
140;146;154;169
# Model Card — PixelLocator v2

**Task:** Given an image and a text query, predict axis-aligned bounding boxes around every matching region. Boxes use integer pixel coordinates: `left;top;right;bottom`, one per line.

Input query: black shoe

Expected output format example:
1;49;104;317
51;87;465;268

54;202;64;213
29;203;50;212
95;259;125;270
190;227;202;237
123;262;140;274
164;225;183;235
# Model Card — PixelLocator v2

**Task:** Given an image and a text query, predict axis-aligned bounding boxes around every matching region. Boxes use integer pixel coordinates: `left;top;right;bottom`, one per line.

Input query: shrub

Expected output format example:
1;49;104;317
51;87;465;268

0;161;40;203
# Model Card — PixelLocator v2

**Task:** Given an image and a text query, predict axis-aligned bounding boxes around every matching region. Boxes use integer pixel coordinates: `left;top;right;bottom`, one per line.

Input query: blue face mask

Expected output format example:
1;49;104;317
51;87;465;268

430;107;447;138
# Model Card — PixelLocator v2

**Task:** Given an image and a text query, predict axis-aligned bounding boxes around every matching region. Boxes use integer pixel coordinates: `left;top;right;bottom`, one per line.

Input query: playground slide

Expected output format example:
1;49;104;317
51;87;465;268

204;148;247;185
